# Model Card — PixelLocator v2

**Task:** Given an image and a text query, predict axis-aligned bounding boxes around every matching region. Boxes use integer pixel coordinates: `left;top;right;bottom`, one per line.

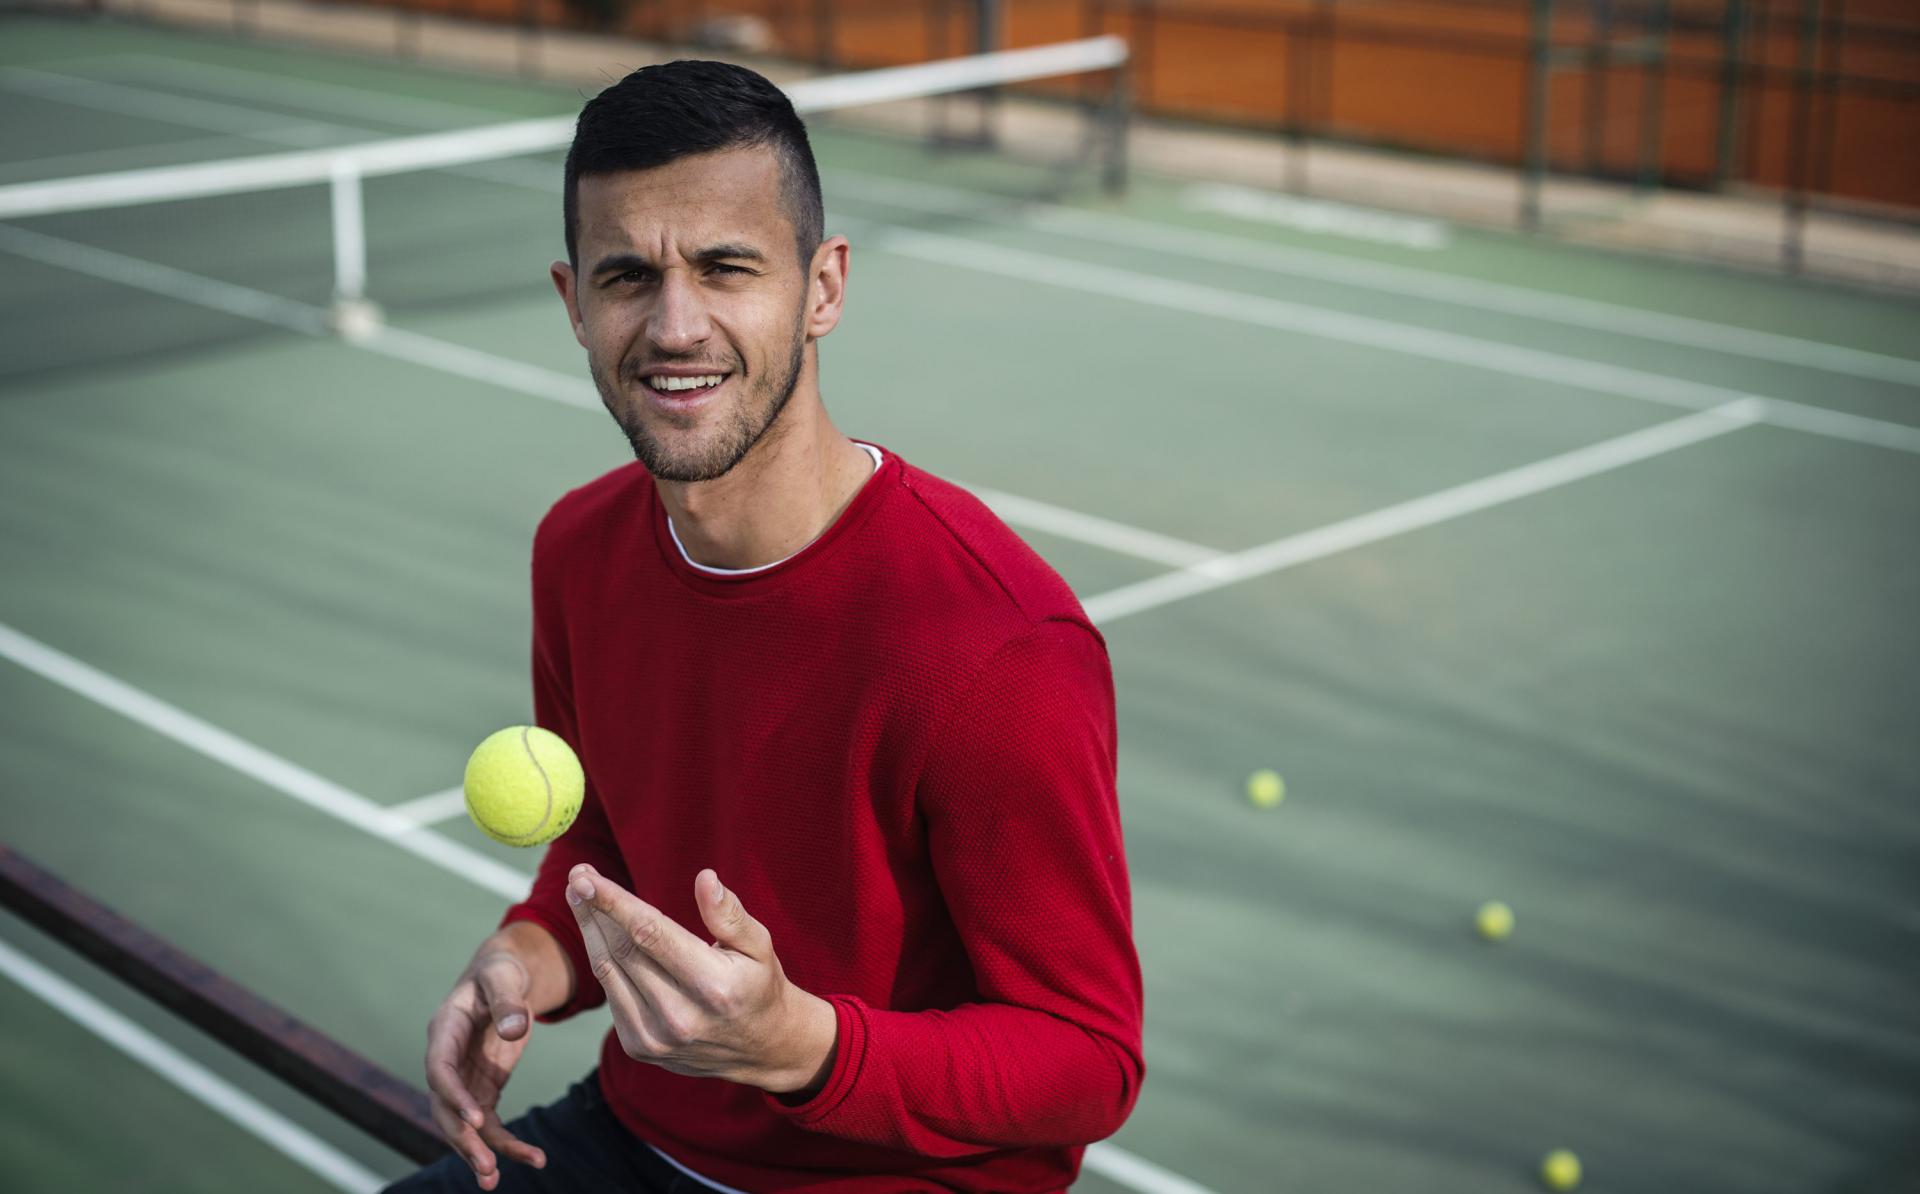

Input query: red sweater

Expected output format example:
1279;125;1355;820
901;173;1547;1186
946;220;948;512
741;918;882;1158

501;443;1145;1193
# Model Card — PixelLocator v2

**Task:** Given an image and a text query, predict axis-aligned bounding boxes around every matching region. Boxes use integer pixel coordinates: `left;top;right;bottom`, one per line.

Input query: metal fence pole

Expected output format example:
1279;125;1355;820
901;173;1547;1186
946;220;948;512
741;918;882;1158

1817;0;1845;200
1584;0;1611;172
1783;0;1822;273
1635;0;1670;193
1285;15;1312;194
1081;0;1103;119
1103;53;1132;194
1522;0;1552;230
517;0;541;79
815;0;834;69
1712;0;1749;187
976;0;1002;147
929;0;951;143
1135;0;1156;113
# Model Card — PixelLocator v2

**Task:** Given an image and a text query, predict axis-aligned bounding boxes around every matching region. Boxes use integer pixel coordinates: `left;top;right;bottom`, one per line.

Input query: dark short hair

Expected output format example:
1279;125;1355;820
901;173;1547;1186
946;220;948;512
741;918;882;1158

563;60;824;269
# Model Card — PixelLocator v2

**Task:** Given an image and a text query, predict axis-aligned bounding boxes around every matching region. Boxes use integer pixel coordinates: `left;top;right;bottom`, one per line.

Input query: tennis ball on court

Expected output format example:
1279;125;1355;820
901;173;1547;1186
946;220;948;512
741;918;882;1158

463;726;584;847
1476;900;1515;942
1246;769;1285;808
1540;1148;1582;1190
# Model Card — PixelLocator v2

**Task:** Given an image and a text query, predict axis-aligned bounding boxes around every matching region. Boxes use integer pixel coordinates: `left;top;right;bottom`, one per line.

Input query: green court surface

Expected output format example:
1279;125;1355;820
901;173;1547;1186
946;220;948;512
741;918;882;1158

3;11;1918;1194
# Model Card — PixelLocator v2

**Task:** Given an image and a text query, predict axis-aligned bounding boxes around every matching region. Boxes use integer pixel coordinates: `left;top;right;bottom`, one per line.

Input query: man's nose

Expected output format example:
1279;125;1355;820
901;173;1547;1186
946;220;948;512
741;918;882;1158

647;269;713;356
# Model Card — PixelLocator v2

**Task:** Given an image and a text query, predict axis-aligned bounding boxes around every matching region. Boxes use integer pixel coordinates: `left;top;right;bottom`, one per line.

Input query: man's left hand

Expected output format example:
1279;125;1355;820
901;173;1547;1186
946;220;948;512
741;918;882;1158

565;864;836;1098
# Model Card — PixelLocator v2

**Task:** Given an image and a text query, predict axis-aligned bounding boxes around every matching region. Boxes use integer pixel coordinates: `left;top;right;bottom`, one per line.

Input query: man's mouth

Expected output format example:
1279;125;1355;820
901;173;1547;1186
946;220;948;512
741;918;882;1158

640;372;731;397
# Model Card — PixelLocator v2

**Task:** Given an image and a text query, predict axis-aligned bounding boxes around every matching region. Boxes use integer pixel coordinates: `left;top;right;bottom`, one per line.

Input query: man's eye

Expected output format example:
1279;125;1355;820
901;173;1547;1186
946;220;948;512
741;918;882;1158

710;263;749;276
617;270;651;284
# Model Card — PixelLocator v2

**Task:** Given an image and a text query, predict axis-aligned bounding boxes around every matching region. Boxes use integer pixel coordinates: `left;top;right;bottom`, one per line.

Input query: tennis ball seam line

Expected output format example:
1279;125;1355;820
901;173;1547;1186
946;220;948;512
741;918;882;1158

516;725;556;842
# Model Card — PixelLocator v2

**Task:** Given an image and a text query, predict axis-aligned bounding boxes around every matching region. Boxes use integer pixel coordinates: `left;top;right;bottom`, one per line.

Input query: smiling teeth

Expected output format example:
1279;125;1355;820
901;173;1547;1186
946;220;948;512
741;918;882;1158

651;374;724;392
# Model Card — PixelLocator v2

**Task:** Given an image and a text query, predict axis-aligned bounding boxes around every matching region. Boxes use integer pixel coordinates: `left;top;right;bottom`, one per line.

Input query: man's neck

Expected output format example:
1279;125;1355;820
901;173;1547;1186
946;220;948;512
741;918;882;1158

656;404;875;571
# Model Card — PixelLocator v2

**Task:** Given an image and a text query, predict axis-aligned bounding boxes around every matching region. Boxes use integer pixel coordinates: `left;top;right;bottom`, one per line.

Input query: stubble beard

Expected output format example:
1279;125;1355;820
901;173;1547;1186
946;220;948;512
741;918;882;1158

595;312;810;484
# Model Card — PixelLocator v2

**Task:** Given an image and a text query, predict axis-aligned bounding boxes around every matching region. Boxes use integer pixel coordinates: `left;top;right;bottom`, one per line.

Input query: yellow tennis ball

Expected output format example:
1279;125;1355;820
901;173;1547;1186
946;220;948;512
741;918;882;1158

1476;900;1515;942
1246;769;1285;808
1540;1148;1582;1191
463;726;584;847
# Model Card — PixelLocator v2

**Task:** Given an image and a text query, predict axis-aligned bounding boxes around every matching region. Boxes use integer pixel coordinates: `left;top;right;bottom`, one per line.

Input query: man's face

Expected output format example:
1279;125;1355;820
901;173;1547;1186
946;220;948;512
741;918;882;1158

556;147;812;483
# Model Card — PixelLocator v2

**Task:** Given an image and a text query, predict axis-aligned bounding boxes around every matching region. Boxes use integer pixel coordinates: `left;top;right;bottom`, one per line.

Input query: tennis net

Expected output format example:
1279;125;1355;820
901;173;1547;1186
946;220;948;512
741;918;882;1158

0;36;1129;382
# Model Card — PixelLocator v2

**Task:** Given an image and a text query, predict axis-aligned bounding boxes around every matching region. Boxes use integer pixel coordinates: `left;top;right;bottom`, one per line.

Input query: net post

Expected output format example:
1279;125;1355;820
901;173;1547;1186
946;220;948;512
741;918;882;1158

328;157;384;340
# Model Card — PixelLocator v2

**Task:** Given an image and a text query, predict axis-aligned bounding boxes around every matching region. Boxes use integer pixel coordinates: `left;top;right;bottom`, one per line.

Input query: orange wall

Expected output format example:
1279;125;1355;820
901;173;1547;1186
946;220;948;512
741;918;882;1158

351;0;1920;209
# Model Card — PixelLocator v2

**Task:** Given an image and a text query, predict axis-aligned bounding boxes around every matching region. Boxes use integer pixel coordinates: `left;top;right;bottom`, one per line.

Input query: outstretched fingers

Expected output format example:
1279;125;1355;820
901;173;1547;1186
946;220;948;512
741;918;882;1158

477;1109;546;1171
426;1093;499;1187
424;1004;486;1134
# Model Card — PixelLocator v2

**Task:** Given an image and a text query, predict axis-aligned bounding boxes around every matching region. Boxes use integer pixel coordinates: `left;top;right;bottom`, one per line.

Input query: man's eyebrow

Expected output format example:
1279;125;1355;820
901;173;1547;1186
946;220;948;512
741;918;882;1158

590;244;767;276
693;242;767;264
590;251;652;277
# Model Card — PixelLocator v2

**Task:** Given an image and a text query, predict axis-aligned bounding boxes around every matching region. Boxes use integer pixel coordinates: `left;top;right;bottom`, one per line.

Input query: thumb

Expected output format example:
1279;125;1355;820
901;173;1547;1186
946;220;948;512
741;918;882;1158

696;869;760;951
474;951;533;1040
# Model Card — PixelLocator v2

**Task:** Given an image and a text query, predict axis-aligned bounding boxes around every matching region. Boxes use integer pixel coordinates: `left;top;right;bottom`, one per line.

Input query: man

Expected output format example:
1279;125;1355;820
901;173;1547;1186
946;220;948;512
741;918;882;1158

386;59;1143;1194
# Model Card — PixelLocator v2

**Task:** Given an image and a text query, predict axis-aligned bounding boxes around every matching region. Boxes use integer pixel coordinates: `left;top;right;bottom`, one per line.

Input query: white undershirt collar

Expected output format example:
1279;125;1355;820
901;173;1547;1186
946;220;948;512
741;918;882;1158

666;441;883;575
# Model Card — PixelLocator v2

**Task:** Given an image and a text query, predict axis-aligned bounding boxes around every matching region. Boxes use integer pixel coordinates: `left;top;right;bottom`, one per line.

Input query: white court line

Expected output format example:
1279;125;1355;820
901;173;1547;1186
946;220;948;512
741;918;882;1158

24;60;1920;388
0;223;1219;567
362;320;1219;563
390;785;469;828
0;66;343;139
1181;181;1452;251
102;52;530;126
965;487;1226;569
826;171;1920;389
1082;399;1768;624
0;223;329;334
364;324;600;411
1080;1143;1233;1194
0;622;531;902
0;937;384;1194
0;129;321;181
849;220;1920;456
372;299;1232;565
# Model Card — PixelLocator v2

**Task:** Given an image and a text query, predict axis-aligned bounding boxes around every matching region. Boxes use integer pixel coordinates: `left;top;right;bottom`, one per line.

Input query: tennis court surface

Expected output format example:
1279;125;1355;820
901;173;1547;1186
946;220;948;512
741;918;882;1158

2;10;1918;1194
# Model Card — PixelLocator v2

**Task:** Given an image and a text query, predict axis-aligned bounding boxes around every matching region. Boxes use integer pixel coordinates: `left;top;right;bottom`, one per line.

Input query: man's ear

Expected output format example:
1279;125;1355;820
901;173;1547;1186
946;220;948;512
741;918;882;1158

804;236;850;341
550;259;588;349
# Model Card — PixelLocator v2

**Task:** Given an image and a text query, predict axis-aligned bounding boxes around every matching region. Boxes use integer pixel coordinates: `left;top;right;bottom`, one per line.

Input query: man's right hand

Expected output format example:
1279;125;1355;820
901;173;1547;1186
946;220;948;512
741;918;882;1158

424;949;548;1190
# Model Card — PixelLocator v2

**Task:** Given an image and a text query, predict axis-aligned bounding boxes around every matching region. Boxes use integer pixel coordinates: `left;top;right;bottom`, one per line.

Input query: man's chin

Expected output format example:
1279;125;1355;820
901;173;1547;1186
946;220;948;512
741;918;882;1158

625;428;747;484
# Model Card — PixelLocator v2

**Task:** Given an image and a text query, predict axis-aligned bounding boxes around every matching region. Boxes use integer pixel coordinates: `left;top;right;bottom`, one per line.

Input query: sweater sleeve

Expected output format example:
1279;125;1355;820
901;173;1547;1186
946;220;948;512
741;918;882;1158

765;617;1146;1154
498;515;632;1024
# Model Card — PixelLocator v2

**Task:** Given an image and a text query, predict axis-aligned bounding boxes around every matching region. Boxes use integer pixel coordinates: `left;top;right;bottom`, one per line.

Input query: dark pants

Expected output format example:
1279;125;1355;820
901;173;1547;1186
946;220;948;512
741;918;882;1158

382;1070;728;1193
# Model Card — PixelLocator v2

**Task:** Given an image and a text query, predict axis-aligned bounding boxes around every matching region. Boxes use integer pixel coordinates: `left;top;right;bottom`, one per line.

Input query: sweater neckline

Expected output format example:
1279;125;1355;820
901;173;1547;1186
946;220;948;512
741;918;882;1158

648;440;897;597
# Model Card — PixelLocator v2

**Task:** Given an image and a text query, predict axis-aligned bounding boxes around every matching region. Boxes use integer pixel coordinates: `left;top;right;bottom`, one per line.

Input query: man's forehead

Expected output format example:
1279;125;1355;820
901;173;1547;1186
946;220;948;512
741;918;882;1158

575;147;787;257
